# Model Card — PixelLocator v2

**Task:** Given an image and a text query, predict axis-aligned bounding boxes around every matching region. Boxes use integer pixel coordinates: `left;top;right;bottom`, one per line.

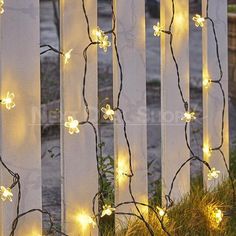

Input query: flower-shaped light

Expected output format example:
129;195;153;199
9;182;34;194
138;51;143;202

99;35;111;52
101;204;116;217
181;111;196;123
101;104;114;121
1;92;16;110
208;168;220;181
203;144;212;158
93;27;111;53
77;213;96;229
0;186;13;202
0;0;4;15
153;22;163;37
64;116;80;135
64;49;73;65
192;14;205;27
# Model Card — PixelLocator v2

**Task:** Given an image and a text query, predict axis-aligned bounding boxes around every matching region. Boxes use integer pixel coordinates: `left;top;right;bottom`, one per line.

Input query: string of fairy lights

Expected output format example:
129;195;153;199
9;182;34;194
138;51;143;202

0;0;234;235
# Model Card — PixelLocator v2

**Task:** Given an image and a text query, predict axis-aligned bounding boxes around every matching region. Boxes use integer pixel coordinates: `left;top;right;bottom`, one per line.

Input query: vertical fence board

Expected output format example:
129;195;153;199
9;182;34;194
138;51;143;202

0;0;42;235
113;0;148;227
161;0;190;203
60;0;98;235
202;0;229;188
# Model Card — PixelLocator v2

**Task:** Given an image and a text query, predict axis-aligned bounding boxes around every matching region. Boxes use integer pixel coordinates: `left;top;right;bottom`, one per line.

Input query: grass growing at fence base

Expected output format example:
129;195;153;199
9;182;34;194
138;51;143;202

107;179;236;236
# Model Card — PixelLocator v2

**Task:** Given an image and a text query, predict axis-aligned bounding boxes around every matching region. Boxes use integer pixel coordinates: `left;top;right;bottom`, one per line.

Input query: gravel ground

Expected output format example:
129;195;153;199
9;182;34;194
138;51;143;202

40;0;236;229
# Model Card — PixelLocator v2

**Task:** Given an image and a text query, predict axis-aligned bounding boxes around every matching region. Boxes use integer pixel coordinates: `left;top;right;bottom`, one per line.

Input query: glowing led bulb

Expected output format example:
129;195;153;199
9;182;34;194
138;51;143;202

64;116;80;135
0;0;4;15
203;78;211;89
153;22;163;37
0;186;13;202
93;27;104;40
1;92;15;110
64;49;73;64
181;111;196;123
208;168;220;180
213;208;223;225
77;213;96;229
203;144;212;158
93;27;111;52
101;104;114;121
101;204;116;217
156;206;165;217
192;14;205;27
99;35;111;52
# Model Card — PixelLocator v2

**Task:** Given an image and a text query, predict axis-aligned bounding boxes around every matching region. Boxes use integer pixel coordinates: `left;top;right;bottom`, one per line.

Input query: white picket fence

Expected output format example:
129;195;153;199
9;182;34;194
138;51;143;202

0;0;228;235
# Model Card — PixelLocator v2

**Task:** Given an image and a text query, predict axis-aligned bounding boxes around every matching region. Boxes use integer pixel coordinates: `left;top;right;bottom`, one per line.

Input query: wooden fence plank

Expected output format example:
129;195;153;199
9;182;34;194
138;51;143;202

0;0;42;235
113;0;148;227
202;0;229;188
161;0;190;203
60;0;98;235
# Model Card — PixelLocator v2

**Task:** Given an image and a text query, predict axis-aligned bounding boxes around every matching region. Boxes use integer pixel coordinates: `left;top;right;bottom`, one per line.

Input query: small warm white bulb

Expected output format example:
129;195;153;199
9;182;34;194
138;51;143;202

0;186;13;202
214;208;223;225
203;144;212;158
181;111;196;123
77;213;96;229
203;78;211;89
93;27;111;52
64;49;73;64
208;168;220;181
192;14;205;27
101;104;115;121
64;116;80;135
101;204;116;217
1;92;15;110
153;22;163;37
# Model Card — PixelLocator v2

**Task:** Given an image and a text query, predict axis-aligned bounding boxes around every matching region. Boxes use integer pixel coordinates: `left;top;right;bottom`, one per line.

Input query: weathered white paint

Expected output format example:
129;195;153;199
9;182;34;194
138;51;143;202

202;0;229;188
113;0;148;228
60;0;98;235
0;0;42;235
161;0;190;203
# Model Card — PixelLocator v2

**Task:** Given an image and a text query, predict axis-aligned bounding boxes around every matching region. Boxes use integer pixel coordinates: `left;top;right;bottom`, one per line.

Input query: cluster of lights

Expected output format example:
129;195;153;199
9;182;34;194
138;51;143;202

0;186;13;202
64;116;80;135
181;111;196;123
0;0;4;15
0;92;16;110
101;104;115;121
208;168;220;181
93;27;111;53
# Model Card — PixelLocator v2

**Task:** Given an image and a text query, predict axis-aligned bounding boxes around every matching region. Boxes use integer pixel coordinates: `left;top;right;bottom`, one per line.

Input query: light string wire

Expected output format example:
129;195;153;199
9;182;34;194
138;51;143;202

162;0;236;214
0;0;234;235
80;0;167;235
204;0;236;204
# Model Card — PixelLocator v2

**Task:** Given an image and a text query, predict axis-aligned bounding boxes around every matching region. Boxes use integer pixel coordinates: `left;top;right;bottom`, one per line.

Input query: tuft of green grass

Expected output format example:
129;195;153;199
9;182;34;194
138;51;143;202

228;5;236;13
111;180;236;236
